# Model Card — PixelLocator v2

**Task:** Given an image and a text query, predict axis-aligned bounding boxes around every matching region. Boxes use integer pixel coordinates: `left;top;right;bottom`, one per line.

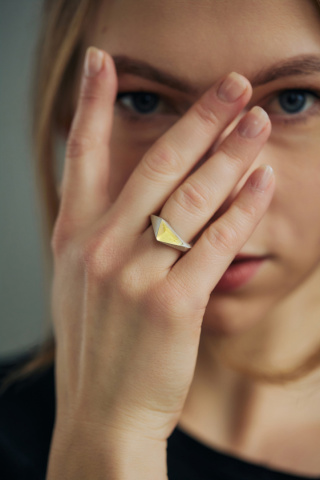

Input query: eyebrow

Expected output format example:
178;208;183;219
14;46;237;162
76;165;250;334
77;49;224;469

112;54;320;94
251;55;320;87
112;54;198;94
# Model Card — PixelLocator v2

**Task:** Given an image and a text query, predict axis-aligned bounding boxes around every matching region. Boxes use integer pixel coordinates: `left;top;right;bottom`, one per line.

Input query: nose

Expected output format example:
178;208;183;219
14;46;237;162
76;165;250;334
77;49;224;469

196;110;246;171
212;110;246;153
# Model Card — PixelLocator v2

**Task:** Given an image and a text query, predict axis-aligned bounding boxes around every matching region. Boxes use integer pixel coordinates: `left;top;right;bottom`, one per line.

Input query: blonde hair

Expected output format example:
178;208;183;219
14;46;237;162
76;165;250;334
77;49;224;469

4;0;320;388
34;0;100;251
2;0;102;388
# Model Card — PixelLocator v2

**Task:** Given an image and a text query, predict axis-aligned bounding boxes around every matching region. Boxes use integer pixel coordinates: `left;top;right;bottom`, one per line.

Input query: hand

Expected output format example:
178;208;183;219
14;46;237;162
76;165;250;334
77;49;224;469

50;47;274;445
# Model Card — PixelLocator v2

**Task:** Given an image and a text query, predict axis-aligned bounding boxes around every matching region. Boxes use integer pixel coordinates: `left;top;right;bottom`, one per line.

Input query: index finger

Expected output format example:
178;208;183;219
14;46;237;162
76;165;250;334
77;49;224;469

58;48;117;232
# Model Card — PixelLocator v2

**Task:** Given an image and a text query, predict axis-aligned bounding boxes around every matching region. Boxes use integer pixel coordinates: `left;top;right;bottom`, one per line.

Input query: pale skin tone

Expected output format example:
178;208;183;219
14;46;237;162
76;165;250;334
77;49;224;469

47;0;320;478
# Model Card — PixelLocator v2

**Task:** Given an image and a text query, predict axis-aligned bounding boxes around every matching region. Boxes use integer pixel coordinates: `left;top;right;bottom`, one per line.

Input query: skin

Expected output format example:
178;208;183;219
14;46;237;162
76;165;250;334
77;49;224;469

48;0;320;477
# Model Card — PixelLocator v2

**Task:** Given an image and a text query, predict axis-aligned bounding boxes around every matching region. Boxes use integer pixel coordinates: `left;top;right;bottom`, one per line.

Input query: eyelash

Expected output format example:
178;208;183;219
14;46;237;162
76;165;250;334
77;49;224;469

115;89;320;125
115;91;179;122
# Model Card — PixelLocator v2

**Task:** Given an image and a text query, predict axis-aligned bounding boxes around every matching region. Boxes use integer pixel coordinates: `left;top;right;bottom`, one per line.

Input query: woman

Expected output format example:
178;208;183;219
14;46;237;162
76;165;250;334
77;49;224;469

1;0;320;478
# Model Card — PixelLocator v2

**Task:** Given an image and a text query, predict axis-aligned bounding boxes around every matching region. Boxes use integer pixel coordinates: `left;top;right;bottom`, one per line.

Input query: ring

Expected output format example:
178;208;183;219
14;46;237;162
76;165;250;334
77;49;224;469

150;215;192;252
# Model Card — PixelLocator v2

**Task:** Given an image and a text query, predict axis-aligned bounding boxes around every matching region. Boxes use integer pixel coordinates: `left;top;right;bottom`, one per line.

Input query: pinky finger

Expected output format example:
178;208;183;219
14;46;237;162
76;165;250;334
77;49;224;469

169;165;275;300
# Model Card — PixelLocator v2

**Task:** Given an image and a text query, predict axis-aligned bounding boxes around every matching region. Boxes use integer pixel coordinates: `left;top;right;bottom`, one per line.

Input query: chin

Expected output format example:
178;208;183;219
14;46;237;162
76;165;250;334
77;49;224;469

201;292;274;337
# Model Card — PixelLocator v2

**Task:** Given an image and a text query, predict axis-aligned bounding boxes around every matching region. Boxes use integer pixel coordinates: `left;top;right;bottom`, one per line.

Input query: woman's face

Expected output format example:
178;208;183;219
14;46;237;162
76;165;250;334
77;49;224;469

84;0;320;334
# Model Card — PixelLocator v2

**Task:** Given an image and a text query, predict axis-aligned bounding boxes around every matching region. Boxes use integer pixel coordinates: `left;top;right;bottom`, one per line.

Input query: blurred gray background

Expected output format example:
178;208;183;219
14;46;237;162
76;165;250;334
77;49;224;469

0;0;50;358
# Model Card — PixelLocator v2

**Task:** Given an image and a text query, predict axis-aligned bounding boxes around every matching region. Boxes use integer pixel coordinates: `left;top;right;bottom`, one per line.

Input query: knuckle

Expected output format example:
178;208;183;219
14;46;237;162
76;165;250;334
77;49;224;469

158;270;200;316
205;221;239;253
141;143;182;180
193;99;219;132
115;262;146;303
234;200;257;221
81;239;107;280
66;130;97;159
174;179;210;215
81;231;121;282
218;143;246;168
51;217;74;257
51;229;67;258
79;82;101;107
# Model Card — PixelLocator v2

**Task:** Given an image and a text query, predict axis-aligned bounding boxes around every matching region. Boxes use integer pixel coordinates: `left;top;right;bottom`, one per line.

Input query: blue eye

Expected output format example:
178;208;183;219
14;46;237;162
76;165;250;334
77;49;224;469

278;90;308;114
265;89;320;122
117;92;160;115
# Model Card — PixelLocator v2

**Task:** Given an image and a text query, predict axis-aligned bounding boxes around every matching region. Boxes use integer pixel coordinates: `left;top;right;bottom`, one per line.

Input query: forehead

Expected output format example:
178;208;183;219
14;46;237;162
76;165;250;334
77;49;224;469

91;0;320;89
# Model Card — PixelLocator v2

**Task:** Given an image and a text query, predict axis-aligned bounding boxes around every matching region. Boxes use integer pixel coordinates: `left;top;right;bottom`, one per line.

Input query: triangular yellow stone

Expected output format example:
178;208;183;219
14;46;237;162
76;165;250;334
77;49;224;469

157;220;183;246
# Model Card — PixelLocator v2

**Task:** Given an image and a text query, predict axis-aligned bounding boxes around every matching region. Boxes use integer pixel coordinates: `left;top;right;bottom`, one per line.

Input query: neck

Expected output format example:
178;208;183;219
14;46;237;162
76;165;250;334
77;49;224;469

179;265;320;475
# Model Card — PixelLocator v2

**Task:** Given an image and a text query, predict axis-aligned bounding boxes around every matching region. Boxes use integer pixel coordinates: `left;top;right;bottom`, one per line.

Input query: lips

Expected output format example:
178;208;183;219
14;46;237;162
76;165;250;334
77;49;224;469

215;254;269;292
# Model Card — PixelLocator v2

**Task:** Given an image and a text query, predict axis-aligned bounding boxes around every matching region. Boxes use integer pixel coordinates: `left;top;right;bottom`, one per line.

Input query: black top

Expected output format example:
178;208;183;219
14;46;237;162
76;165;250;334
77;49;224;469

0;353;319;480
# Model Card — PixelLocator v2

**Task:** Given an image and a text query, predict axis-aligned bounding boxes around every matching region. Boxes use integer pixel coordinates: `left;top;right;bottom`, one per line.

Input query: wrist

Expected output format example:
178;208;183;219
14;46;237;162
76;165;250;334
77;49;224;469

47;421;168;480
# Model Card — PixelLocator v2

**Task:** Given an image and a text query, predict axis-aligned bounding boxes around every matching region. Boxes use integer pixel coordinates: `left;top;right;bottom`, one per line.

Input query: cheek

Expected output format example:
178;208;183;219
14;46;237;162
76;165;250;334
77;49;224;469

273;169;320;232
265;146;320;271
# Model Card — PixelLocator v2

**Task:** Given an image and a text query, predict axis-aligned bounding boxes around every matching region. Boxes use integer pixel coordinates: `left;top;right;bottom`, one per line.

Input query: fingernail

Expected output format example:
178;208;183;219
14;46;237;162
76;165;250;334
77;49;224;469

84;47;104;77
251;165;274;191
238;106;269;138
217;72;248;102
